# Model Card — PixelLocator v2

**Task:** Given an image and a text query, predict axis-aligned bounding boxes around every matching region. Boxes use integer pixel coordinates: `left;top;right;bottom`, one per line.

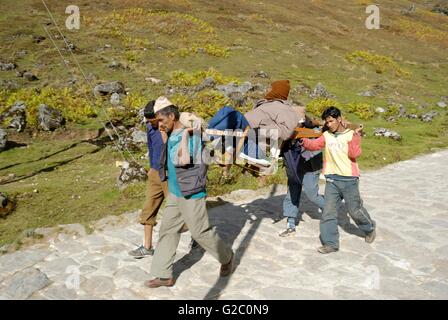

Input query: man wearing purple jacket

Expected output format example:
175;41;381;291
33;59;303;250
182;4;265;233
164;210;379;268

128;100;167;258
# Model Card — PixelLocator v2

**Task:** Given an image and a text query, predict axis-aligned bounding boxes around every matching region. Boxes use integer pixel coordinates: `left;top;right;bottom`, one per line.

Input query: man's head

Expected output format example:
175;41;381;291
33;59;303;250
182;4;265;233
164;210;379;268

265;80;290;101
154;97;179;133
156;106;180;133
143;100;158;128
321;106;343;133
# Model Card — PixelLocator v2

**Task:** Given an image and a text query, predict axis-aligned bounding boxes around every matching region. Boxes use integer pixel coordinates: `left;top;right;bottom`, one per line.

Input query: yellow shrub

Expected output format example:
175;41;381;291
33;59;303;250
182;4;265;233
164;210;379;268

170;43;230;58
346;102;375;120
306;98;341;117
123;92;147;110
125;50;144;63
169;68;240;87
171;90;231;120
1;88;97;126
346;51;410;77
395;18;448;47
84;9;227;59
384;104;401;117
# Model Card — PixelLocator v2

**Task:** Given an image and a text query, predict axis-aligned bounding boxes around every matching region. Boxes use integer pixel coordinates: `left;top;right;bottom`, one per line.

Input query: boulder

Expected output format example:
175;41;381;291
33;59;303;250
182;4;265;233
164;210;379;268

228;91;246;107
1;101;27;132
0;62;17;71
62;37;76;51
0;128;7;152
375;107;386;114
131;129;147;145
216;81;254;98
401;4;416;15
436;101;447;108
115;127;148;152
110;93;122;106
23;71;38;81
358;90;375;97
32;35;46;43
93;81;125;97
0;79;19;90
373;128;402;141
420;111;439;122
38;104;65;131
17;50;27;58
108;61;125;70
294;83;312;96
254;71;269;78
8;114;26;132
309;83;335;99
432;2;448;15
145;77;163;84
193;77;216;91
116;161;147;189
398;105;407;117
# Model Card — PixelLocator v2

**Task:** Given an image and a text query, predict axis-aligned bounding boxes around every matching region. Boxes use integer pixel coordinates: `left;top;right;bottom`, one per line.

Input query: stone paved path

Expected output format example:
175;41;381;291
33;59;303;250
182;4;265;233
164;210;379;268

1;150;448;299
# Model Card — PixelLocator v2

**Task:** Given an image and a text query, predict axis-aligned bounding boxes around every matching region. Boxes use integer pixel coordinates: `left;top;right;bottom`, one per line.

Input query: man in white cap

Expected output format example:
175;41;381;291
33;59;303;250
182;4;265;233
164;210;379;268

145;98;234;288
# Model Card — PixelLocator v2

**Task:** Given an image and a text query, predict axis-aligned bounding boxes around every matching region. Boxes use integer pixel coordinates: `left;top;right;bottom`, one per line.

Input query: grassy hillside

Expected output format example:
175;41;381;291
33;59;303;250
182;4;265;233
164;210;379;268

0;0;447;248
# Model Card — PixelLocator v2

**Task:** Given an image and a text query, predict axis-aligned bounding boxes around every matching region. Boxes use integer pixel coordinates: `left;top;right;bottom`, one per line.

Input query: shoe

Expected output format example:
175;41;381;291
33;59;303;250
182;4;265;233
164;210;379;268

144;277;175;288
128;245;154;259
278;227;296;237
317;245;339;254
365;221;376;244
180;224;189;233
189;239;202;251
220;252;234;277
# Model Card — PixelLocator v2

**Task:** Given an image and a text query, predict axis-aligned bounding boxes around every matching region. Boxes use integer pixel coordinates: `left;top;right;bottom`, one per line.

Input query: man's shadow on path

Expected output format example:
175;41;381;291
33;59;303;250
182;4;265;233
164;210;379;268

171;185;366;299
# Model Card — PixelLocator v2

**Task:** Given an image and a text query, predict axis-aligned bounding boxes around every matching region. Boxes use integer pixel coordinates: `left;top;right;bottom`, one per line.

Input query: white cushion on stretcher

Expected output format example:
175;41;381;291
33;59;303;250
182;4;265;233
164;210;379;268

238;153;271;167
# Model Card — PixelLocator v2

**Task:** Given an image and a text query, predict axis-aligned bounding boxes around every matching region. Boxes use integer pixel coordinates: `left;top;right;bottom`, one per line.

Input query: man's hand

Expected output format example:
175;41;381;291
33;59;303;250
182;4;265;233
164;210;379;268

311;118;323;127
354;126;364;135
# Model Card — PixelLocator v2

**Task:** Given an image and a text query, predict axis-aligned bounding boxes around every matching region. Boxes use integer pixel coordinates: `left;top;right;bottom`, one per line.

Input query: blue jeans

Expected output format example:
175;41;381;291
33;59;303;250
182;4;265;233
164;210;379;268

321;177;375;248
283;170;325;228
302;170;325;210
283;181;302;229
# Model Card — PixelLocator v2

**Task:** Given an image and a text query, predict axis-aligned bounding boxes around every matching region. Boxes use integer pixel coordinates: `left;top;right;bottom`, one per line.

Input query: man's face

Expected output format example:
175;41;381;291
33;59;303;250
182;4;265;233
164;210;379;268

146;117;159;129
325;116;342;133
156;113;175;133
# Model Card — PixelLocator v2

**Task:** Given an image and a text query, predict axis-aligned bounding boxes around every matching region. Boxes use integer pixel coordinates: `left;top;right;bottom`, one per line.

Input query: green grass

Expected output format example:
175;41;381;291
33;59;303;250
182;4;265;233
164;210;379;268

0;0;448;247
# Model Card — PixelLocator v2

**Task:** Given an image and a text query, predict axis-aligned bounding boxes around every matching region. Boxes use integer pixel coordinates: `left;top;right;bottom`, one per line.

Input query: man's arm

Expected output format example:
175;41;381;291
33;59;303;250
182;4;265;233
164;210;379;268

348;131;362;160
301;135;326;151
178;129;192;166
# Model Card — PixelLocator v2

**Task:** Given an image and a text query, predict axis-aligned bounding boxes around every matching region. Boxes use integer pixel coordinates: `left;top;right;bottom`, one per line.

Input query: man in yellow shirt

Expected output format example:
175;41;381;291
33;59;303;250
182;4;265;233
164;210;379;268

301;107;376;254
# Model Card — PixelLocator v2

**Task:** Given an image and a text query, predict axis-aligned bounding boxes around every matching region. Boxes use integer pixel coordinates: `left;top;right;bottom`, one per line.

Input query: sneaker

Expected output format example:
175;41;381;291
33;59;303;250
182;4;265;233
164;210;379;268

317;245;339;254
189;239;202;251
279;227;296;237
128;245;154;258
365;221;377;244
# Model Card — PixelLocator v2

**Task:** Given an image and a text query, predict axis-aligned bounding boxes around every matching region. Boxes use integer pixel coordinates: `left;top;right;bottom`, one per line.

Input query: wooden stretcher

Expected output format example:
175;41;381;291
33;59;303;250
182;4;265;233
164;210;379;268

292;123;363;140
204;127;277;177
205;123;363;177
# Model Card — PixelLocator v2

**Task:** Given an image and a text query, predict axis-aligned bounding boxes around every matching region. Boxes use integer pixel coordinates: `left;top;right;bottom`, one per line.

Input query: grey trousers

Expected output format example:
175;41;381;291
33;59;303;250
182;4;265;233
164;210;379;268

320;177;375;249
150;193;233;279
